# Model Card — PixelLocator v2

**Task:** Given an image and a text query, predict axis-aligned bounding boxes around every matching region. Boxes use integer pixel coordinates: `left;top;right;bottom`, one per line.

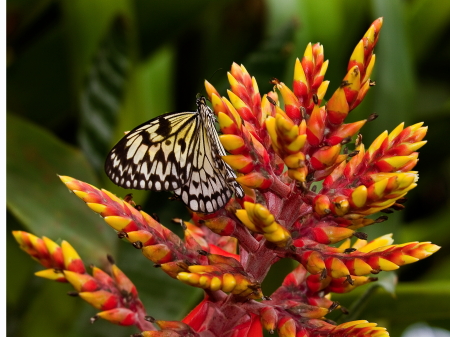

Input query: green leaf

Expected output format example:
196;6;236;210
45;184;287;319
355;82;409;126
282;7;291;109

133;0;228;59
7;214;36;308
368;0;415;132
7;114;117;261
78;16;131;174
335;273;397;323
18;281;83;337
60;0;134;90
332;281;450;328
241;20;296;95
100;46;176;205
7;25;73;130
406;0;450;64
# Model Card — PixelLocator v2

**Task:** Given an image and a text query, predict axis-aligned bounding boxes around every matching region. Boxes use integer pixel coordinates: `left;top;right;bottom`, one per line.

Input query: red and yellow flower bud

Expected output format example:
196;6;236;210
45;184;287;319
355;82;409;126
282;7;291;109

277;317;296;337
222;155;254;174
329;320;388;337
301;251;326;275
306;105;326;146
310;144;342;170
111;264;137;297
275;81;301;122
326;120;366;146
236;202;292;247
34;269;66;282
92;266;115;288
328;275;376;293
126;230;156;247
327;86;349;125
201;216;236;236
342;66;361;106
219;134;246;154
287;303;329;319
260;307;278;333
228;90;257;125
13;231;65;270
64;270;98;292
310;225;354;244
236;171;272;189
159;261;189;279
142;244;174;264
177;269;261;299
325;257;350;278
79;290;119;310
61;241;85;273
96;308;137;326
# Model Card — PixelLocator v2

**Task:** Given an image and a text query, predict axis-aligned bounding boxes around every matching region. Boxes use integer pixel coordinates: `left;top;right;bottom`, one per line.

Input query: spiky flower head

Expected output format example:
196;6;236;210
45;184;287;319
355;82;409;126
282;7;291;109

14;18;439;337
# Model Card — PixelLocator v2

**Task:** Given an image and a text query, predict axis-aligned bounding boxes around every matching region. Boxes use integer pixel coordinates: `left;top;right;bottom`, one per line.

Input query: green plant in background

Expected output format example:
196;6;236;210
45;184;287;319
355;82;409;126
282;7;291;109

7;1;450;337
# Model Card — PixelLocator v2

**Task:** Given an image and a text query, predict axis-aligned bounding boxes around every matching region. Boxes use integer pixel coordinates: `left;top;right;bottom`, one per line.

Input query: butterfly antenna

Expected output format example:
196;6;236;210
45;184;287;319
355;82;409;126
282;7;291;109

202;68;224;102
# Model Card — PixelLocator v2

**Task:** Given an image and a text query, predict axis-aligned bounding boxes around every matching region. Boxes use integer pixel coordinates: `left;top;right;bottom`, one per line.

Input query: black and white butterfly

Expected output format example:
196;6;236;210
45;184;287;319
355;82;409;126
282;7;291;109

105;97;244;214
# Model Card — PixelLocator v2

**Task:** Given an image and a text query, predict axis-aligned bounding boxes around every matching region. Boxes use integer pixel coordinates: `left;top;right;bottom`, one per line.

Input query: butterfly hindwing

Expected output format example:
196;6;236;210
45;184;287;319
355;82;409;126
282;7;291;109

175;109;232;213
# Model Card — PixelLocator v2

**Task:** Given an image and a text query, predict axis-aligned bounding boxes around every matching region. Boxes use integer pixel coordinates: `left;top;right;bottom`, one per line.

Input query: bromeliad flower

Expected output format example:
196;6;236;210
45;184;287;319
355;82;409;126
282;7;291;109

14;18;440;337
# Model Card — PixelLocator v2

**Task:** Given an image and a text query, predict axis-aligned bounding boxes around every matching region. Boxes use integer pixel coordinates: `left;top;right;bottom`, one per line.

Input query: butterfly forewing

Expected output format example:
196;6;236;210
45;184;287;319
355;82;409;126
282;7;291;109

105;111;198;191
105;98;244;214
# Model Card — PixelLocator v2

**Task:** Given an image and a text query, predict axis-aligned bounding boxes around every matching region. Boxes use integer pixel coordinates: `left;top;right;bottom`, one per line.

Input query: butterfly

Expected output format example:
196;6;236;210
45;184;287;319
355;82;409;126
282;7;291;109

105;96;244;214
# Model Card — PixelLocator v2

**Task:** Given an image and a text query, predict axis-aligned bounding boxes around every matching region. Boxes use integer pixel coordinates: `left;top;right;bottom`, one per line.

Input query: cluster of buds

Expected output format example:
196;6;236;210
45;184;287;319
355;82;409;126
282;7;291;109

12;231;153;330
14;18;440;337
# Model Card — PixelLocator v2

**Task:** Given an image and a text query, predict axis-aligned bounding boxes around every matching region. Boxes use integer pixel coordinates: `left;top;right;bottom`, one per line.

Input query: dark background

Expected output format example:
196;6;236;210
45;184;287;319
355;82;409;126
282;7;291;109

7;0;450;336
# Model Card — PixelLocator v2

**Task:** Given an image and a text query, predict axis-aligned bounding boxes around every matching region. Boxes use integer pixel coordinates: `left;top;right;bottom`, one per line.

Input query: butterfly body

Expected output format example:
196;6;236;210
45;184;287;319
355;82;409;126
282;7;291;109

105;97;244;213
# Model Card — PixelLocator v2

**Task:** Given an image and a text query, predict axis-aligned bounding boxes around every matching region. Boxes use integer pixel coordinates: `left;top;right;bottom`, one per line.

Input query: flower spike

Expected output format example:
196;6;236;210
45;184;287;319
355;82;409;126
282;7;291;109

14;17;439;337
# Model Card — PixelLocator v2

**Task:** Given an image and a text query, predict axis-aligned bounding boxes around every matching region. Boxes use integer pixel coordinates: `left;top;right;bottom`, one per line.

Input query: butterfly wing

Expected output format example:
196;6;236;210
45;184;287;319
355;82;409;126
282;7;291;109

105;99;244;214
174;102;244;213
105;111;199;191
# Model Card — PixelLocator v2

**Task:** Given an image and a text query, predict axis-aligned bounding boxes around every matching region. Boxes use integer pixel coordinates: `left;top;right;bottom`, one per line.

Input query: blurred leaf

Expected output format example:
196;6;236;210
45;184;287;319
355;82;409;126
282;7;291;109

400;208;450;246
210;18;295;96
7;25;74;130
420;256;450;282
332;281;450;325
101;46;175;205
241;20;296;95
60;0;134;90
7;214;36;308
78;16;131;174
19;281;82;337
7;114;117;262
265;0;297;37
369;0;415;132
7;0;54;40
133;0;233;59
336;273;397;323
171;0;265;108
377;272;398;295
406;0;450;64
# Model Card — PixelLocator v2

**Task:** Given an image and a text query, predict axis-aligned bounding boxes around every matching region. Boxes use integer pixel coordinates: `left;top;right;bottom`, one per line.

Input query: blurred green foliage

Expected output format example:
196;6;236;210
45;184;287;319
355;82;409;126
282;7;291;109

7;0;450;336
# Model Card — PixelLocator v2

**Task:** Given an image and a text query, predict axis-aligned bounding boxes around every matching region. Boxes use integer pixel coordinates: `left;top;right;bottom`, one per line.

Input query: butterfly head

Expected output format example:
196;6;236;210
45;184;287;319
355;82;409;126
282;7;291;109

196;95;208;108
